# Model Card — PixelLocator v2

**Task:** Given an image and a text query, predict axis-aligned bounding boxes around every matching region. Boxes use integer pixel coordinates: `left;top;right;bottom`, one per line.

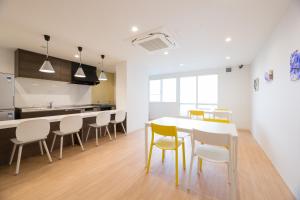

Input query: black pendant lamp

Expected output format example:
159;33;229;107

74;46;86;78
98;55;107;81
39;35;55;73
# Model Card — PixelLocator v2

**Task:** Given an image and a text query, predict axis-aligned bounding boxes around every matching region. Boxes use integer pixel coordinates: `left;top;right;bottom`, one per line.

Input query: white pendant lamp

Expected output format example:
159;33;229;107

98;55;107;81
39;35;55;73
74;46;86;78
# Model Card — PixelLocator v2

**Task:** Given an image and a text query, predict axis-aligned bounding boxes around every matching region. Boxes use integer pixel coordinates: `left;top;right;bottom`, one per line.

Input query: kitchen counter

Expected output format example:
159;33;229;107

0;110;117;130
0;109;126;165
17;104;115;113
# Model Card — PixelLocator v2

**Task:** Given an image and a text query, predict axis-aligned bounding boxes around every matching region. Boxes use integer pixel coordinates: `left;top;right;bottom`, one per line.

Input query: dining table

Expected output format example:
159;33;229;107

144;117;238;200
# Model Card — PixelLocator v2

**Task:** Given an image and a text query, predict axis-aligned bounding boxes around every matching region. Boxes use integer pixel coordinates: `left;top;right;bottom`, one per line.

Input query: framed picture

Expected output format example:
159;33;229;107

264;70;273;81
290;50;300;81
254;78;259;91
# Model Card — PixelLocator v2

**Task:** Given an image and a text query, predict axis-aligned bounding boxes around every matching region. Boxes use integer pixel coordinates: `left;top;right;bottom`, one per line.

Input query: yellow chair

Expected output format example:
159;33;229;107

146;123;186;186
203;118;230;124
188;110;204;119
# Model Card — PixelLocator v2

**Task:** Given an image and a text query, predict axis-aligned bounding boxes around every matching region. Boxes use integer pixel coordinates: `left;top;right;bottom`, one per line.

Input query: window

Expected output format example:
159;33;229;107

149;80;161;102
162;78;176;102
197;74;218;110
149;74;218;116
180;76;196;116
180;75;218;116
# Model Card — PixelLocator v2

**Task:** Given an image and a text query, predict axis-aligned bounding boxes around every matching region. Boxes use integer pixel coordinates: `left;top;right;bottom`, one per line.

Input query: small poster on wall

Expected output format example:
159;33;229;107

290;50;300;81
254;78;259;91
264;70;274;81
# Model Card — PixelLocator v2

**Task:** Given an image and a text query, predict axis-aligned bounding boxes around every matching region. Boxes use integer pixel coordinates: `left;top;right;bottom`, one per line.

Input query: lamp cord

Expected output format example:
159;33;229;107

46;41;49;59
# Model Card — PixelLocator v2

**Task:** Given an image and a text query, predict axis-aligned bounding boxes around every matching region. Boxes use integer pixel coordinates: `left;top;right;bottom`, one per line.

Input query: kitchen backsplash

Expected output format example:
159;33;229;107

15;77;92;107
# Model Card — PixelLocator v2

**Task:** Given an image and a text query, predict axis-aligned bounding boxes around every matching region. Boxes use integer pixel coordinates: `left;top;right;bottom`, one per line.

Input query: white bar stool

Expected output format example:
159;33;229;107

50;116;84;159
85;112;112;145
9;119;52;175
110;110;126;139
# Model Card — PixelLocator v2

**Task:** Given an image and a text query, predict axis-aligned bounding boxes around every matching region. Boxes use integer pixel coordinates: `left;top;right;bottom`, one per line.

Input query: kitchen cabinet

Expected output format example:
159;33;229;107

15;49;72;82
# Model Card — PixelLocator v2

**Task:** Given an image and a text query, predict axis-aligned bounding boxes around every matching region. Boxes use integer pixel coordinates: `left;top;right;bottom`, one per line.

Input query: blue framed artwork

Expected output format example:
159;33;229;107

290;50;300;81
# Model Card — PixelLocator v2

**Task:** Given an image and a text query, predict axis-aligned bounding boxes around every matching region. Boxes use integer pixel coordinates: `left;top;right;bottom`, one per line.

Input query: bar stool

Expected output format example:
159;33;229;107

50;116;84;159
110;110;126;139
9;119;52;175
85;112;112;145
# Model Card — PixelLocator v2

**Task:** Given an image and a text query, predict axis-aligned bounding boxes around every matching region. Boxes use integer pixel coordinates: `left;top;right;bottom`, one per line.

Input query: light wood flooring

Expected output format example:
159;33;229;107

0;130;294;200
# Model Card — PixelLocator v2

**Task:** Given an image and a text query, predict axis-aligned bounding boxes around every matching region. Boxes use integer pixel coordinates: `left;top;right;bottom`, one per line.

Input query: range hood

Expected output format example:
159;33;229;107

71;62;100;85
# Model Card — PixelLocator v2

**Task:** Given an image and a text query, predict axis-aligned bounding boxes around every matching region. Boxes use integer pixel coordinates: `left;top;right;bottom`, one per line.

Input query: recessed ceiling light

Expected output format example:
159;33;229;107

131;26;139;32
179;64;184;66
226;56;231;60
164;51;169;55
225;37;232;42
74;54;79;58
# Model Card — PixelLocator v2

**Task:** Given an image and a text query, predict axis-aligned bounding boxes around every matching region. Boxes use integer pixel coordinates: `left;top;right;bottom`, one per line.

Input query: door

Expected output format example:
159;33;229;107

0;73;14;109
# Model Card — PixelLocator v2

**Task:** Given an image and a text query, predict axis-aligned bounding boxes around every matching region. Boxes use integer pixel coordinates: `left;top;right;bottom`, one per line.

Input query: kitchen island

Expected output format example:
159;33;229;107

0;109;126;165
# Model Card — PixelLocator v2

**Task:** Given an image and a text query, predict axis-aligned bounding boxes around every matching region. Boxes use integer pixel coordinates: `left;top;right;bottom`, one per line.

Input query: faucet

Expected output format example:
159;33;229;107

49;101;53;109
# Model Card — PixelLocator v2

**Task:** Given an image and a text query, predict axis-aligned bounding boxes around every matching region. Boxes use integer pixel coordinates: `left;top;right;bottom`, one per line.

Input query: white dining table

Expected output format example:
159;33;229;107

204;109;233;121
144;117;238;200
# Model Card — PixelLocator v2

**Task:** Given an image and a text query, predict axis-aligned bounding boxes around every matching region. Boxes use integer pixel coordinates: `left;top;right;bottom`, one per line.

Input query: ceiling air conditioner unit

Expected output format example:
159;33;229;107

131;32;176;53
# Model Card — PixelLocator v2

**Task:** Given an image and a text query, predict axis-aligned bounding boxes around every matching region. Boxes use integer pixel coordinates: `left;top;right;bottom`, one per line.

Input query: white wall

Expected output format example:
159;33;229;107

115;61;127;110
251;0;300;198
15;77;91;107
126;60;149;133
149;66;251;130
0;47;92;107
0;47;14;74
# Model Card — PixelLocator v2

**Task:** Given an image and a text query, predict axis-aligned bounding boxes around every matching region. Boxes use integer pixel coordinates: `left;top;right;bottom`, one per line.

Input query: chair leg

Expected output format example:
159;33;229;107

59;136;64;160
146;143;154;174
121;122;127;135
76;132;85;151
182;142;186;170
71;134;74;147
42;140;52;163
38;141;44;155
106;126;112;140
114;124;117;140
95;128;99;146
9;144;17;165
199;158;203;172
104;126;107;136
187;155;194;191
15;145;23;175
175;148;179;186
162;150;165;163
227;163;232;185
85;127;91;142
50;134;57;152
99;127;102;137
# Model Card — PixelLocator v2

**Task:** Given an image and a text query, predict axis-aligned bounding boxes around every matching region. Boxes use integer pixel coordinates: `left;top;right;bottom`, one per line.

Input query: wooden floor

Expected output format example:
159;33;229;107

0;130;294;200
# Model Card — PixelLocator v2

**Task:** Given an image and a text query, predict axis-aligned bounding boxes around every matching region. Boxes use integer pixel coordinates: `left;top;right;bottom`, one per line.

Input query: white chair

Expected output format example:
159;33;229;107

85;112;112;145
51;116;84;159
9;119;52;175
188;129;232;190
110;110;126;139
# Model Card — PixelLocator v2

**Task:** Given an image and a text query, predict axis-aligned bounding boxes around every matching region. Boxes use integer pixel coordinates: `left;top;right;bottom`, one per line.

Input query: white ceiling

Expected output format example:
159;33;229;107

0;0;291;74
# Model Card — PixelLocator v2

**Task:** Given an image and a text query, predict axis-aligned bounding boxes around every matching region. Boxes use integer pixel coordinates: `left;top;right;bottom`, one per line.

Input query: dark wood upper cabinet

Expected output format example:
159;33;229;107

15;49;72;82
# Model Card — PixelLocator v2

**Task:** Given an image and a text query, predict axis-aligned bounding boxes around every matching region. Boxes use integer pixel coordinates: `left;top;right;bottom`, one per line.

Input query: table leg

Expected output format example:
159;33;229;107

230;137;238;200
145;124;149;167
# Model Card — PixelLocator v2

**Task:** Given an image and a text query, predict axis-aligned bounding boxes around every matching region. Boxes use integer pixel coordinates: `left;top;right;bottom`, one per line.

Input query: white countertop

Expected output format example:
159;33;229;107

0;110;117;130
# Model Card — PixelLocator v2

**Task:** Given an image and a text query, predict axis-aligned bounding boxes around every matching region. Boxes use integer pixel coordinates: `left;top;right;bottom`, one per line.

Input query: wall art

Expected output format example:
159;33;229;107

254;78;259;91
290;50;300;81
264;70;273;81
